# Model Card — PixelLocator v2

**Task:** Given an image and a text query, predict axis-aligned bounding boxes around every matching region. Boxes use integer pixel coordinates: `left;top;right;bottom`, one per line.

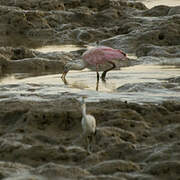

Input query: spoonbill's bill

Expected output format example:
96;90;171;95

61;46;127;82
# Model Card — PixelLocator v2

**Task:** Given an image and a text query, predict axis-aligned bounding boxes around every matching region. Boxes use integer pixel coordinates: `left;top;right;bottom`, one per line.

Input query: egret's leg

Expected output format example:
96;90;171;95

87;136;91;153
101;61;116;81
87;134;95;153
92;133;95;146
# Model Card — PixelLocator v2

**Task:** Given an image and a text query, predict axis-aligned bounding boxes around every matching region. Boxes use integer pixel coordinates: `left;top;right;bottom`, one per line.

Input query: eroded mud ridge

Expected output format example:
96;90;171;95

0;98;180;179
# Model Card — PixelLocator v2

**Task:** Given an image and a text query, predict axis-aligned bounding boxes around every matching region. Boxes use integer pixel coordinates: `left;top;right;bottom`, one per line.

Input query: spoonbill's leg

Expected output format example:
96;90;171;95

95;64;100;91
96;64;100;81
96;80;99;91
101;61;116;81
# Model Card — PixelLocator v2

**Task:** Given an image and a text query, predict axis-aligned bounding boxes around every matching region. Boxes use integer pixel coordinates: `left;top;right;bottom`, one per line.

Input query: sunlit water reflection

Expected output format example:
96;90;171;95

0;63;179;104
36;45;84;53
138;0;180;8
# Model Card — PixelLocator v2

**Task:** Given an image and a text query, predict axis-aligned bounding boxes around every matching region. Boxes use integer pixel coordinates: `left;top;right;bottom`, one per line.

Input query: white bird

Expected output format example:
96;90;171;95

80;97;96;152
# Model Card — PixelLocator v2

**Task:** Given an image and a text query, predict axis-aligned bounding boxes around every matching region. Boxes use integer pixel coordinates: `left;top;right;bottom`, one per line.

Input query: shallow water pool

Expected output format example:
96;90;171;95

1;63;179;104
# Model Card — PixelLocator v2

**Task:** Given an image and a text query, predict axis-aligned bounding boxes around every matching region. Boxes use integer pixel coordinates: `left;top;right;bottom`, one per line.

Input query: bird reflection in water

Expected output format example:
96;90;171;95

61;76;100;91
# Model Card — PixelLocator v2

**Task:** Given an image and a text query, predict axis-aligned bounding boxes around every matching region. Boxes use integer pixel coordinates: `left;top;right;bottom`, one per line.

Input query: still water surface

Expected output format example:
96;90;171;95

1;59;179;103
139;0;180;8
36;45;83;53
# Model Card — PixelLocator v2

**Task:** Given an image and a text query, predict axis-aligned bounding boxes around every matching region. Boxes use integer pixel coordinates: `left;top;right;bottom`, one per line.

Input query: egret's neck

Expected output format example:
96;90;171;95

72;60;86;70
82;103;87;118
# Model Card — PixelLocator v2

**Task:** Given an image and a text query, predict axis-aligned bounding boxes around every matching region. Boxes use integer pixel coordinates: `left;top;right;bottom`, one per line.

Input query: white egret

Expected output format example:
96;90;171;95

79;97;96;152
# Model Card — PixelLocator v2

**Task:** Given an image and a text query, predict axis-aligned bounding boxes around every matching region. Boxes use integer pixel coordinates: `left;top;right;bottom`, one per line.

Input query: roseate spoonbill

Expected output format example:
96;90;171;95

61;46;127;82
79;97;96;152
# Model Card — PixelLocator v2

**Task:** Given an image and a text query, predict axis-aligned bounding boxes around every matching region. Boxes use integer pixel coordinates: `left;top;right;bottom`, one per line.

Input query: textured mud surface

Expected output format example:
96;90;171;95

0;97;180;180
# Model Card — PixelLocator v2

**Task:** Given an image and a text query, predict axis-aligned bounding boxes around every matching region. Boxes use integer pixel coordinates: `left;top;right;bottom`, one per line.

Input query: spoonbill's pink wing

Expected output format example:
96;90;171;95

82;46;126;65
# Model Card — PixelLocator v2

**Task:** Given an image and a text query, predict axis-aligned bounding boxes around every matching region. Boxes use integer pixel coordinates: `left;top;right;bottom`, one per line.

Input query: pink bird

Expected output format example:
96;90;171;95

61;46;127;82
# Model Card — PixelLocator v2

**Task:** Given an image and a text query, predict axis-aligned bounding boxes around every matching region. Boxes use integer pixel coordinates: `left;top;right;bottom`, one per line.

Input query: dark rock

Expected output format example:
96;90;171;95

117;21;142;34
142;5;170;16
100;119;150;142
101;15;180;53
82;175;126;180
166;77;180;83
136;44;180;57
81;0;110;10
35;162;91;178
168;6;180;15
144;141;180;163
127;1;147;10
0;161;33;179
143;161;180;178
0;47;36;60
136;56;180;66
117;82;166;92
0;0;65;11
88;159;140;175
94;126;136;151
0;54;10;74
0;46;77;73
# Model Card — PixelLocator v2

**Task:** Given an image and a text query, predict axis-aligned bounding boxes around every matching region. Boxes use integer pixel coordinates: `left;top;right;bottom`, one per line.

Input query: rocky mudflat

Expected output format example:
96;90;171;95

0;0;180;179
0;96;180;180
